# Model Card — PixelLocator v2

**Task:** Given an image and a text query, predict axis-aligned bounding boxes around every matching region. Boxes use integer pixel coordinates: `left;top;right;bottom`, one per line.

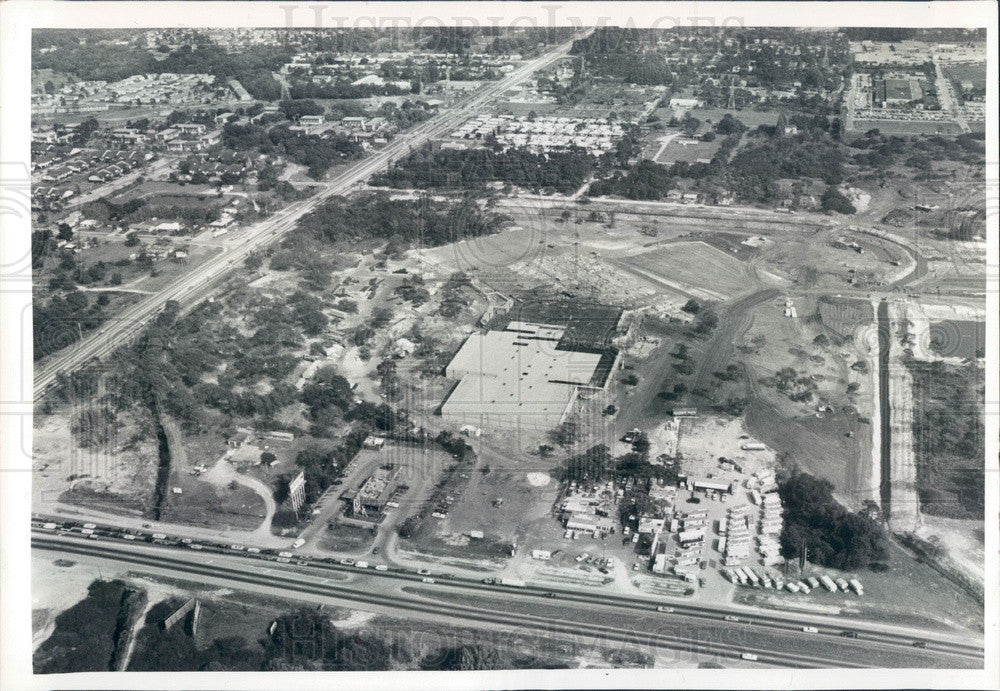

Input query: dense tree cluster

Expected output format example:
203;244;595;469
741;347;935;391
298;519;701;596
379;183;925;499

373;146;594;195
35;580;140;673
294;192;507;248
778;469;889;570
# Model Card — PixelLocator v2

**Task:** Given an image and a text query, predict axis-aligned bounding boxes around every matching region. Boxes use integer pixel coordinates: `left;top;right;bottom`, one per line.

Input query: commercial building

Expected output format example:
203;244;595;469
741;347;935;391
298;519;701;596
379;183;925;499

440;321;615;431
350;465;400;517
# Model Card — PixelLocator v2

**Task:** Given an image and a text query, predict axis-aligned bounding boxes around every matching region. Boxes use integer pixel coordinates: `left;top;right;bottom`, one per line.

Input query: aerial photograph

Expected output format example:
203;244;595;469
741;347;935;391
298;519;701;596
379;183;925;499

7;9;993;686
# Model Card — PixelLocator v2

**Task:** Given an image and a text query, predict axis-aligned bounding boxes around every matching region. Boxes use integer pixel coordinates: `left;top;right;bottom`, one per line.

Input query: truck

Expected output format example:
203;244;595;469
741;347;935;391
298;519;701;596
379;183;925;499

740;442;766;451
806;576;821;589
795;581;811;594
849;578;864;596
785;582;801;593
500;577;526;588
835;577;850;592
292;538;306;549
743;567;760;587
820;574;838;592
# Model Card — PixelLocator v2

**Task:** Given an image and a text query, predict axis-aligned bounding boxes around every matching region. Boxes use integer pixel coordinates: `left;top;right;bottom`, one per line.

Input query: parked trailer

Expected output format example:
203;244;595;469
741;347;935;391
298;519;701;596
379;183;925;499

849;579;864;596
819;575;838;592
500;578;527;588
806;577;821;589
743;567;760;587
734;567;750;585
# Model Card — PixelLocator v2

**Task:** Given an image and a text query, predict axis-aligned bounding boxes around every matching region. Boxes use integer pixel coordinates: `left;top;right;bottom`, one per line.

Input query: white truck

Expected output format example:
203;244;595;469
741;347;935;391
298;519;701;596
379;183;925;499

849;578;864;596
820;574;838;592
835;577;850;592
292;538;306;549
500;577;526;588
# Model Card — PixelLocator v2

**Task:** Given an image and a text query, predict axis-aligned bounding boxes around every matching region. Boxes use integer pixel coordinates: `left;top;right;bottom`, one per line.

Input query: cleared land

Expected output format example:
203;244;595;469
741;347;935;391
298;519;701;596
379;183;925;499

619;241;752;302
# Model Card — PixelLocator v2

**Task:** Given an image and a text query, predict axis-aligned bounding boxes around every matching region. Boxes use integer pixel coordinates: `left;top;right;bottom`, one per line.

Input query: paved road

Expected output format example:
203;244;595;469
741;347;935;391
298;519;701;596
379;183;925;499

32;531;984;669
32;29;593;401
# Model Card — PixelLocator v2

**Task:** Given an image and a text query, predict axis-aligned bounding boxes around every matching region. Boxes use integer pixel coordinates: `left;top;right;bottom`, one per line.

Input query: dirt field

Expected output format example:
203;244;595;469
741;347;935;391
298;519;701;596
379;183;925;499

620;241;754;302
34;405;159;515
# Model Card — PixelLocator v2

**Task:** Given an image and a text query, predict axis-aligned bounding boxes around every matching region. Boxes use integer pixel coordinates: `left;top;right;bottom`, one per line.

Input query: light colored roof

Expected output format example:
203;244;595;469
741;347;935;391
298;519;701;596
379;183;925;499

442;325;602;421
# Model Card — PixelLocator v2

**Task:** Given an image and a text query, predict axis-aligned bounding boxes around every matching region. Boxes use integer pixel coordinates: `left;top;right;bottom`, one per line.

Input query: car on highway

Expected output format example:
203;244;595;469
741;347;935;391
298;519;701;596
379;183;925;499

276;557;290;563
123;534;136;540
417;569;432;576
912;641;927;649
724;615;742;622
657;606;675;613
802;626;819;634
421;577;436;584
840;631;859;638
229;544;245;551
340;558;356;566
543;592;557;598
374;565;389;572
740;652;758;662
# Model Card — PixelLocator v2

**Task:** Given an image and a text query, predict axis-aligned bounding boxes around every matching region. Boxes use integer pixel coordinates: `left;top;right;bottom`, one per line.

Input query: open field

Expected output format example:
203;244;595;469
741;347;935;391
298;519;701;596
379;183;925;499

907;360;984;520
927;319;985;360
619;241;752;302
653;137;723;165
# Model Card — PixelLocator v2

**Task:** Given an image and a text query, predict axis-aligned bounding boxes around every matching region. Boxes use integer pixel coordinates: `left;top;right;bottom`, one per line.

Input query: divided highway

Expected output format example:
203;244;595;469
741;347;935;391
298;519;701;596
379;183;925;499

33;30;592;400
32;526;983;669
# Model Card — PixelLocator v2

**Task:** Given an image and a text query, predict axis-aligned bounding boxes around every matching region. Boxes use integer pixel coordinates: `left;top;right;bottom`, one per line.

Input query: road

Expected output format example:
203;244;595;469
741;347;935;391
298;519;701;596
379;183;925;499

32;530;983;669
32;29;593;400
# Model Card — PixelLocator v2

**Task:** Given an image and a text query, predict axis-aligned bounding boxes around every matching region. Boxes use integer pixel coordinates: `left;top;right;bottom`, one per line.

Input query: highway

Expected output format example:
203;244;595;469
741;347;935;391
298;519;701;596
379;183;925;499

33;30;592;400
31;525;983;669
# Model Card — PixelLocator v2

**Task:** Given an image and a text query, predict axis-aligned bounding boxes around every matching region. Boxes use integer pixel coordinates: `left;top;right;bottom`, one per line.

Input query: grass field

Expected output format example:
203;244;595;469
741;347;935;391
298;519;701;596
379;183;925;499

625;241;750;302
908;360;984;519
654;137;723;165
928;319;985;360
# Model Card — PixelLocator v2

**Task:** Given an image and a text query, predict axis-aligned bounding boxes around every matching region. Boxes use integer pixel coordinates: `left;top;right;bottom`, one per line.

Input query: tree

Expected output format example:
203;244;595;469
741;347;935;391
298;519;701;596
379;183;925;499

813;333;829;347
261;451;277;464
778;469;888;570
681;299;701;315
124;232;141;247
56;223;74;241
821;185;856;214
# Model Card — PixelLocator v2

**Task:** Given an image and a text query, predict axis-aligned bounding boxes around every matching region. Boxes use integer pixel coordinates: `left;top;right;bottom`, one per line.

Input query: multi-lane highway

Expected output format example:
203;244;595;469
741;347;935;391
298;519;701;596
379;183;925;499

32;522;983;669
33;30;592;399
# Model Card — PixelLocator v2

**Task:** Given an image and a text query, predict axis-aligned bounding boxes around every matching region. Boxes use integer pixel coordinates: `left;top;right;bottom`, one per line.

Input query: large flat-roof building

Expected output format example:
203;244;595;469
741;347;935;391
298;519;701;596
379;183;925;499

441;321;616;431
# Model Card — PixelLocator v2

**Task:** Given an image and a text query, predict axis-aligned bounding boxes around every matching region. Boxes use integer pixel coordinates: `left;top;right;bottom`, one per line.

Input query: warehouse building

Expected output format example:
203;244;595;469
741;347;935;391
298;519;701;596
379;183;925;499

440;321;616;431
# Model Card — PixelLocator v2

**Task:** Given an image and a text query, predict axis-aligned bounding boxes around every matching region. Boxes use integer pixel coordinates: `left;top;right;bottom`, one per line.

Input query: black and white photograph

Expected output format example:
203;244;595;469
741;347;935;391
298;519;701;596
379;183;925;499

0;2;996;688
